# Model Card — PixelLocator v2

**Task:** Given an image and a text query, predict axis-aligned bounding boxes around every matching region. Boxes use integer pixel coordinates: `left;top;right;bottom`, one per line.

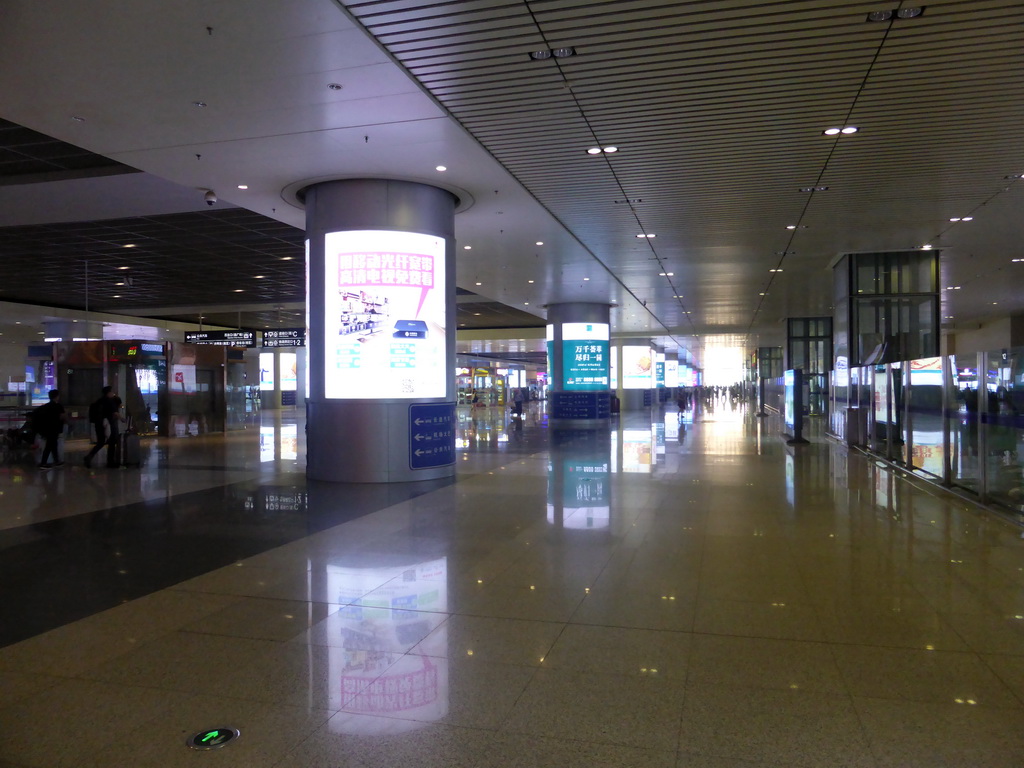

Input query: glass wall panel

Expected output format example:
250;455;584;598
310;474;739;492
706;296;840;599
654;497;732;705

984;349;1024;513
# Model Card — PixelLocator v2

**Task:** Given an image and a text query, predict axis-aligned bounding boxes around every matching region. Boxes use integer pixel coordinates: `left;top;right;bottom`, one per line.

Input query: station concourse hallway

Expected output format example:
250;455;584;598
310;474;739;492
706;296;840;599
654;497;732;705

4;401;1024;767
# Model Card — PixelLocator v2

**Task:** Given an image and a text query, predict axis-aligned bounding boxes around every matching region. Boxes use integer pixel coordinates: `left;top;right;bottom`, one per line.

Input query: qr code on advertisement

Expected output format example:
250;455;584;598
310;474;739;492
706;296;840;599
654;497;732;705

401;379;414;393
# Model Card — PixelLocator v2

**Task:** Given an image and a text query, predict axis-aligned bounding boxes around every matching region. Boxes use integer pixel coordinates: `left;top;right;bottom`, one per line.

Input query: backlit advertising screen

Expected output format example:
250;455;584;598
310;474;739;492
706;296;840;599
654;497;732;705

665;359;679;388
562;322;609;390
259;352;275;391
324;230;447;399
655;352;665;388
621;346;654;389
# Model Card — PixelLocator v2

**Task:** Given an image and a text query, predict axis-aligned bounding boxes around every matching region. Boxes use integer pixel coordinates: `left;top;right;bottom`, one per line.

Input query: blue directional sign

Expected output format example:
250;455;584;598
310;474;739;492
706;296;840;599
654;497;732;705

409;402;456;470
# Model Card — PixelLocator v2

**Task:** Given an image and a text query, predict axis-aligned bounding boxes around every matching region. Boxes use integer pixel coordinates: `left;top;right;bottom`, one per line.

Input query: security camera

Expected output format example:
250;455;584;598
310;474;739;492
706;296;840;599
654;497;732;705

204;190;217;206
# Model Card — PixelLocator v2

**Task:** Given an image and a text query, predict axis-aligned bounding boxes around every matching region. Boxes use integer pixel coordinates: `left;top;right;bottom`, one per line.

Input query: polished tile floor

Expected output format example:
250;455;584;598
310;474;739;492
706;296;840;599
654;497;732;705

3;400;1024;766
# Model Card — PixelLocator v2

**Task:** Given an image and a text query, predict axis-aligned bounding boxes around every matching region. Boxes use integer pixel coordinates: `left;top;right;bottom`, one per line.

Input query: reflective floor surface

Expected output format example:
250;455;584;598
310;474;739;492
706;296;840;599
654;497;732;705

3;400;1024;767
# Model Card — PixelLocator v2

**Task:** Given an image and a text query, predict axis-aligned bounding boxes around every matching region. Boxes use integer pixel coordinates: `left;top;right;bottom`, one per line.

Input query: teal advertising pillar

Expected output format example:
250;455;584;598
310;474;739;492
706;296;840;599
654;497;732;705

546;303;612;423
304;179;457;482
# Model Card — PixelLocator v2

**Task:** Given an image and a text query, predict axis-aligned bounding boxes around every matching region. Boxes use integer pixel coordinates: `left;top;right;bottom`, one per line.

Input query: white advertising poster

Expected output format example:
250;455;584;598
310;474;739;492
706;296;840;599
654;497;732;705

280;352;297;391
665;359;679;388
621;346;654;389
324;230;447;399
259;352;275;391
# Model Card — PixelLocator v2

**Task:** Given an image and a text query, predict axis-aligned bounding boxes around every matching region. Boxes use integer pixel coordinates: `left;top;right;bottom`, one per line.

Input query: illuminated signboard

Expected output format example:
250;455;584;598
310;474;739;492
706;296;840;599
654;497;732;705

665;359;679;388
263;328;306;348
281;352;297;392
324;230;447;399
184;330;256;347
546;324;554;378
621;346;654;389
259;352;275;391
655;352;666;388
784;369;796;431
562;322;609;390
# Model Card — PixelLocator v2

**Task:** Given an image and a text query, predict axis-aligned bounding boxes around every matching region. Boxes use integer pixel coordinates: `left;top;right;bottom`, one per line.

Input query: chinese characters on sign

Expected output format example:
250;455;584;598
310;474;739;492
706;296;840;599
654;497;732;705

324;231;447;399
561;322;610;391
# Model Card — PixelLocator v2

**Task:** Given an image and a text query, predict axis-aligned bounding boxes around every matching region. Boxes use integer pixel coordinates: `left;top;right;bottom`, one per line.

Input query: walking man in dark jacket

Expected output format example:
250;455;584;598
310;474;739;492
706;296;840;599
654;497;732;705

83;386;124;468
34;389;67;469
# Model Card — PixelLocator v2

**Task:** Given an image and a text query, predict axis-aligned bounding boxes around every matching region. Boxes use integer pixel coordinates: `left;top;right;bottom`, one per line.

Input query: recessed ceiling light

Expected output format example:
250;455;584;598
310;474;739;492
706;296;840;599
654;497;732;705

945;315;954;320
786;225;798;230
524;302;529;305
769;268;783;273
759;292;767;296
799;186;828;192
233;289;244;293
529;49;553;60
280;256;293;260
328;83;343;90
192;101;207;108
528;279;535;283
435;165;447;172
587;147;602;155
463;245;472;250
115;282;125;286
475;282;482;286
112;295;121;299
71;115;86;122
551;47;576;58
946;285;961;290
867;9;893;21
673;295;683;298
254;275;265;279
921;244;934;250
949;217;961;222
823;128;841;136
535;241;544;246
122;243;136;248
961;216;973;221
583;277;590;281
1013;258;1024;263
840;126;859;134
237;184;248;190
896;7;924;19
603;146;618;153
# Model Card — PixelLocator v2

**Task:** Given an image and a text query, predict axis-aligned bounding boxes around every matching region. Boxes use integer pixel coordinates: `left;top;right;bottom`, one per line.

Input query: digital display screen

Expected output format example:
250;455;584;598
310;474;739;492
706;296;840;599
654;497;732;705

665;359;679;388
610;347;618;389
621;346;654;389
259;352;275;391
281;352;297;392
561;322;609;390
324;230;447;399
655;352;665;388
784;369;795;431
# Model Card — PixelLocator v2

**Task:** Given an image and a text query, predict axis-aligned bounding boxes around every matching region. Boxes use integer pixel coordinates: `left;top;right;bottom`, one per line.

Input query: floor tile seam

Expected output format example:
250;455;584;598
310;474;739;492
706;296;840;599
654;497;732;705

977;653;1024;710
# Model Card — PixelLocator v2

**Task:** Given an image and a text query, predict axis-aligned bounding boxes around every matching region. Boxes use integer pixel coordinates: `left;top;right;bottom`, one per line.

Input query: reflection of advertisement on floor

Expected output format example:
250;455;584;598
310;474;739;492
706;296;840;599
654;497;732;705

324;230;447;399
326;559;448;735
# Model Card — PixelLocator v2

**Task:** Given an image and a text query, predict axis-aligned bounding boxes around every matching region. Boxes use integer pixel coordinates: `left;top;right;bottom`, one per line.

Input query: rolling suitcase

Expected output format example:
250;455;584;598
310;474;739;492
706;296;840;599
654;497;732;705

121;432;142;467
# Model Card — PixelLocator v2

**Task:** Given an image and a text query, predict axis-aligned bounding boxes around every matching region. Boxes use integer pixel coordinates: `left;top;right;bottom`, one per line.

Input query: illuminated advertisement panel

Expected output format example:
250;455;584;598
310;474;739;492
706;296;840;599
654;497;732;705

621;346;653;389
324;230;446;399
610;346;618;389
665;359;679;388
259;352;275;391
546;324;554;376
784;369;796;431
562;322;609;390
280;352;297;392
655;352;665;388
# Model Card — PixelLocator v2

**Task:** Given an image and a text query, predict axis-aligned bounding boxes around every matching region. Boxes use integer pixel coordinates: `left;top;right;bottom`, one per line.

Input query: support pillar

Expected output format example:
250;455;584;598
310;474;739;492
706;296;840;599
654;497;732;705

305;179;457;482
546;303;611;423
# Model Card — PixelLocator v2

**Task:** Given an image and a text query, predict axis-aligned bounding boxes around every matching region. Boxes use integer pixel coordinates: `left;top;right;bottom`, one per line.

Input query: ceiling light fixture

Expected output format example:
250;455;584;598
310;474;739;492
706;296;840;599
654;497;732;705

602;146;618;153
799;186;829;192
583;277;590;281
529;49;553;60
823;127;858;135
328;83;343;90
921;244;934;250
535;241;544;246
233;289;244;293
841;126;859;134
867;9;894;21
896;7;924;18
435;165;447;172
769;268;783;272
255;275;265;279
587;147;602;155
552;47;576;58
949;217;961;222
118;266;129;270
475;282;482;286
237;184;248;190
192;101;207;108
962;216;973;221
71;115;86;122
528;279;535;283
280;256;293;260
463;245;472;250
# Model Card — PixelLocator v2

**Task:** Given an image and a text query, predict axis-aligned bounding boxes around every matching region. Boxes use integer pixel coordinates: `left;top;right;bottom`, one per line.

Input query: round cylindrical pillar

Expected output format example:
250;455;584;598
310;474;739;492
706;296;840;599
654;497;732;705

546;303;611;423
305;179;457;483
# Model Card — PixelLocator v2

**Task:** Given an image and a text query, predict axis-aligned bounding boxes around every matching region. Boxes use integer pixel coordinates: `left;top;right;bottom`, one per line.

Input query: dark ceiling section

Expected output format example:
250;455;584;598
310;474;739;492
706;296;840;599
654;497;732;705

457;297;545;329
0;208;306;313
0;118;135;182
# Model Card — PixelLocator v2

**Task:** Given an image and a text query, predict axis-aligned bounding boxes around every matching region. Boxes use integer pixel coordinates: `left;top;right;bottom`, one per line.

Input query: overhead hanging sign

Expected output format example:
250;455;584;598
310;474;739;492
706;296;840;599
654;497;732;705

263;328;306;347
184;330;256;347
324;230;447;399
